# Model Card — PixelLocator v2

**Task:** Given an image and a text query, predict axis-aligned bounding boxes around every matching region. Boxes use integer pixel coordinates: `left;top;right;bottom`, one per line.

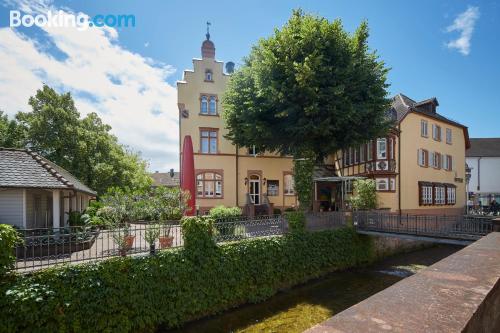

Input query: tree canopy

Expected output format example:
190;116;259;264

223;10;392;160
1;85;152;194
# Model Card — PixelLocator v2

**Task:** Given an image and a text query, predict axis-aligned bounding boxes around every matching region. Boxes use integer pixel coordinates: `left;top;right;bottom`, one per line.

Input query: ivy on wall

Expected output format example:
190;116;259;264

293;156;315;210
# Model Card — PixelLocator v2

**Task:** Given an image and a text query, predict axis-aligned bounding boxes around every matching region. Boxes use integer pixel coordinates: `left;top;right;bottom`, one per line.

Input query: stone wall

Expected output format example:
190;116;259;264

306;232;500;333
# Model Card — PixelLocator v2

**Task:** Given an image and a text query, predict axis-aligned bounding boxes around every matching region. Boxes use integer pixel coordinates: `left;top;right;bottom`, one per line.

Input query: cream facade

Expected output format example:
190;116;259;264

331;94;469;215
178;33;296;215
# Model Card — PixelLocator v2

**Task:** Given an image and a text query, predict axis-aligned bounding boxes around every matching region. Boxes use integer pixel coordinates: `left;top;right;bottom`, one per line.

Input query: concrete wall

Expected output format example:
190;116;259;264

0;188;24;227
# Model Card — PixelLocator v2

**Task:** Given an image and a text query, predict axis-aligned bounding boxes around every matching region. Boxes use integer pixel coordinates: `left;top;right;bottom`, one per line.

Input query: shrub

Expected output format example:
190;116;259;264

208;206;242;220
0;226;372;332
84;201;104;218
285;210;306;233
350;179;377;210
273;208;282;215
0;224;23;276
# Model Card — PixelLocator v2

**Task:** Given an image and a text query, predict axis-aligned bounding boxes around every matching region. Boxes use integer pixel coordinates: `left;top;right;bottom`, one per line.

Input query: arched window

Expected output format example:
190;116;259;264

196;172;223;198
209;96;217;115
205;70;213;81
200;95;208;114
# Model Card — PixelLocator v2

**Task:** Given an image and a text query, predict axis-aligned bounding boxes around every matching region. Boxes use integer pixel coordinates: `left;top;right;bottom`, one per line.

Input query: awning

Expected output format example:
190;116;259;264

314;176;366;182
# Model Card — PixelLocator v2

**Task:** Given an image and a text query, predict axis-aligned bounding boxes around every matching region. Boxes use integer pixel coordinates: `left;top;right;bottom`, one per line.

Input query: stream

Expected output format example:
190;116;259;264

165;245;461;333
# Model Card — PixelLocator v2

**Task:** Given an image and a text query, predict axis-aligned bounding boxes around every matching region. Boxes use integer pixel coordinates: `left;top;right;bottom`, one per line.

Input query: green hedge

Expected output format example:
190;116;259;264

0;225;22;276
0;226;373;333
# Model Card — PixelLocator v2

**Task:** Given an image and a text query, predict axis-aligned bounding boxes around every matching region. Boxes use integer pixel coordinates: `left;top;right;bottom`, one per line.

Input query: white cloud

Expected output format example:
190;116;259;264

445;6;480;56
0;0;179;172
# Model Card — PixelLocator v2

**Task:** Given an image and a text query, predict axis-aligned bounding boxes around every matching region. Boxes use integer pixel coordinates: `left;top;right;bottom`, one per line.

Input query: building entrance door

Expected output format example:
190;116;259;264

249;175;260;204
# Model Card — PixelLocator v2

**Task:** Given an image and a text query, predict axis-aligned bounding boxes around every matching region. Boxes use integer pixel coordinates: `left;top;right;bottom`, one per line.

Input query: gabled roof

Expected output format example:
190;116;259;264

392;93;470;148
0;148;96;195
466;138;500;157
150;171;180;187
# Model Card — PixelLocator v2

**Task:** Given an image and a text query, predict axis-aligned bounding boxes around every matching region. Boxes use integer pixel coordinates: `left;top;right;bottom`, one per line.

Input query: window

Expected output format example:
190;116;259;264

248;145;260;156
446;128;452;144
419;183;433;205
435;185;445;205
377;138;387;159
431;151;440;169
367;141;373;161
421;120;428;137
360;145;365;162
354;147;359;164
196;172;223;198
447;155;453;171
376;178;388;191
200;129;218;154
390;178;396;191
432;124;442;141
267;180;279;196
418;149;428;167
447;186;456;204
349;147;353;165
200;95;208;114
205;70;213;81
284;174;294;195
209;96;217;115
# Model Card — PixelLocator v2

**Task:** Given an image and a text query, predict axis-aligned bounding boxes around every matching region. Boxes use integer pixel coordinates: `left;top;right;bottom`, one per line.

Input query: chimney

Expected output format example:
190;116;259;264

169;168;175;178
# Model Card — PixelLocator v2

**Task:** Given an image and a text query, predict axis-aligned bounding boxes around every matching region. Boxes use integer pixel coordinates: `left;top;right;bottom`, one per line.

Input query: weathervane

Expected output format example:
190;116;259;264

206;21;211;40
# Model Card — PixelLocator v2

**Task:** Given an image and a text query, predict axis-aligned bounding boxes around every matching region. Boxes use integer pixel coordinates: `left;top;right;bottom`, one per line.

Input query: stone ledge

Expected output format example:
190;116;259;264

305;232;500;333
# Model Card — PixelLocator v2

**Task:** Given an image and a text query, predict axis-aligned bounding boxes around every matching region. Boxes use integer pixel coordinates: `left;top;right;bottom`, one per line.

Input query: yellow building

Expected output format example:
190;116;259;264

178;32;297;215
318;94;470;215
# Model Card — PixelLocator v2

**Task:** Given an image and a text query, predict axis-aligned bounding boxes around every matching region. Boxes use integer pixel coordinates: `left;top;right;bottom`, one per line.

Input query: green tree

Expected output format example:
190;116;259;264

350;179;377;210
12;85;152;194
0;111;24;148
223;10;391;161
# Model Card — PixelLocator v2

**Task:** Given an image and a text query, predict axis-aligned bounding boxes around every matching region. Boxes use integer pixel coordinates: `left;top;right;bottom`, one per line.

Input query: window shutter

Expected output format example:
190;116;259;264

418;183;423;206
429;151;434;167
449;156;453;171
418;149;422;166
424;150;428;167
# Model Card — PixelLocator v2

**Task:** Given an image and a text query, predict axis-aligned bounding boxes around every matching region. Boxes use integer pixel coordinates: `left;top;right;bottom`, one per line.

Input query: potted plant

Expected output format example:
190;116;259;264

144;223;160;254
158;222;174;249
112;223;135;256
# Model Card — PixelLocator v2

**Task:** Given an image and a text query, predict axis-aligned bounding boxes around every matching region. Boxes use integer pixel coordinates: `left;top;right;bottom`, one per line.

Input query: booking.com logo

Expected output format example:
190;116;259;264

9;10;135;31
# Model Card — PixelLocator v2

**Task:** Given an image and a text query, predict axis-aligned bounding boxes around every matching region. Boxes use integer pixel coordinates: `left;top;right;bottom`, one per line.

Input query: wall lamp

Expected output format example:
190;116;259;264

244;177;248;185
263;178;267;185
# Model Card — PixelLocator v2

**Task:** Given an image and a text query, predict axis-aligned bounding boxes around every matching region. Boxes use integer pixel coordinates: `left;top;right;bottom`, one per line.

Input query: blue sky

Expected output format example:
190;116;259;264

0;0;499;171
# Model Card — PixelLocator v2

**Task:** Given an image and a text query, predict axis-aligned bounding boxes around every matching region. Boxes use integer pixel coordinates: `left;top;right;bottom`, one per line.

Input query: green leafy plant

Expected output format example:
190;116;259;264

350;179;377;210
208;206;242;220
293;156;315;210
0;224;23;276
0;227;373;332
285;210;306;233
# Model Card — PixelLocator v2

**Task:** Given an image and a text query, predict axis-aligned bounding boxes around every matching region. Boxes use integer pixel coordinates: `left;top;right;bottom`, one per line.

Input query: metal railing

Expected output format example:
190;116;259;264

12;212;355;272
305;211;347;231
14;223;183;273
353;211;494;240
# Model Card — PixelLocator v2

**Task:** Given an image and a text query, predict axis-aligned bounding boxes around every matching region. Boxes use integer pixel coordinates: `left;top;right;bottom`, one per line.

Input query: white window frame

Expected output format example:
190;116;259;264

421;185;433;205
418;149;427;167
209;96;217;115
435;186;445;205
421;120;428;137
446;128;452;144
432;124;442;141
200;95;208;114
390;178;396;191
377;138;387;159
376;178;388;191
284;174;295;195
205;70;213;81
447;187;456;204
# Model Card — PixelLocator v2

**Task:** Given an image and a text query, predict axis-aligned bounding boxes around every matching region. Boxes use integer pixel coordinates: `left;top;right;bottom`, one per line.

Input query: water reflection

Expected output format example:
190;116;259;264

164;245;461;333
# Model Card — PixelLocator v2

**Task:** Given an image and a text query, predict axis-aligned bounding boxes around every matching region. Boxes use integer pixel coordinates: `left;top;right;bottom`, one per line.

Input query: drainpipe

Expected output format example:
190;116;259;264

477;157;481;191
398;125;402;215
236;145;239;207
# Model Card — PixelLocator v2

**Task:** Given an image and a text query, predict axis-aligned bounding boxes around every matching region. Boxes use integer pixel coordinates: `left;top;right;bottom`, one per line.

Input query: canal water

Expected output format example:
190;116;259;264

166;245;461;333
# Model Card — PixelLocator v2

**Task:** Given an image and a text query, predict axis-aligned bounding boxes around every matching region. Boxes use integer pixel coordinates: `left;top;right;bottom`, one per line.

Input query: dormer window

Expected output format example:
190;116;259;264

205;70;213;82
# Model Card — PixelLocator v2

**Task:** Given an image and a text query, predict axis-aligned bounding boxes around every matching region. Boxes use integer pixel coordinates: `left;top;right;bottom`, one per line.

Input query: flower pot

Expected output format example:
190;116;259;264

124;235;135;249
159;236;174;249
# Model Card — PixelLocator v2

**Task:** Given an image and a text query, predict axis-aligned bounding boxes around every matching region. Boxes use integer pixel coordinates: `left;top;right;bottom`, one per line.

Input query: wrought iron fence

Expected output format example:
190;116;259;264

14;223;183;273
214;215;285;242
12;213;362;272
353;211;494;240
305;211;347;231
